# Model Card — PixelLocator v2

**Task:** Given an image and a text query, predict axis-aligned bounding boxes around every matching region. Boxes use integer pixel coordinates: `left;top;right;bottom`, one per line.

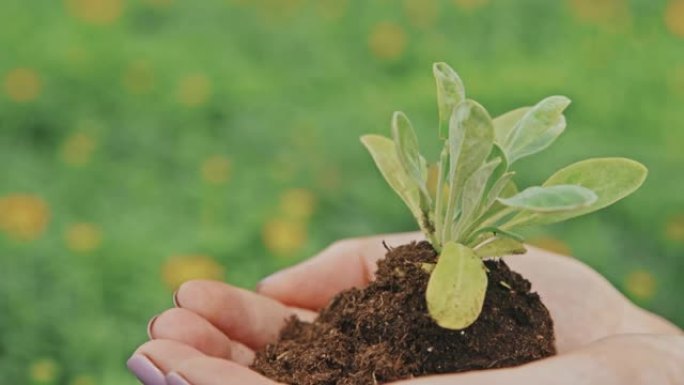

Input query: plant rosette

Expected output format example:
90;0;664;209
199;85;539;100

251;63;647;385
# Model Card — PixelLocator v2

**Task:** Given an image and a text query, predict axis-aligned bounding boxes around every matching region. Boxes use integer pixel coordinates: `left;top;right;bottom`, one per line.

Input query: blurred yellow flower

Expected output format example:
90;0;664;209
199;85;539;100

162;255;225;291
122;61;155;94
4;68;41;103
70;375;95;385
625;269;657;300
665;0;684;38
527;236;572;256
368;22;407;61
0;194;50;241
404;0;438;28
279;188;316;220
316;0;349;20
263;218;307;257
65;0;124;25
61;132;97;167
176;73;212;107
65;223;102;253
567;0;632;31
453;0;489;11
665;214;684;242
29;358;59;383
201;156;231;185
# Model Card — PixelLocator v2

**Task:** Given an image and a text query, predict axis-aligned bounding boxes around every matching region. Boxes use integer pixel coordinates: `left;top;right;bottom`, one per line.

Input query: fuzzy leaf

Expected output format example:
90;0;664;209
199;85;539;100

498;185;597;212
505;158;648;228
453;158;502;239
361;134;421;219
503;96;570;163
426;242;487;330
434;62;466;139
392;111;424;185
474;237;527;258
493;107;530;145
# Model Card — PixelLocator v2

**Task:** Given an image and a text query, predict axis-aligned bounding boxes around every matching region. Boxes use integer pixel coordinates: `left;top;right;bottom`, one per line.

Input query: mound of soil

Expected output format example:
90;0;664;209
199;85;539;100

252;241;555;385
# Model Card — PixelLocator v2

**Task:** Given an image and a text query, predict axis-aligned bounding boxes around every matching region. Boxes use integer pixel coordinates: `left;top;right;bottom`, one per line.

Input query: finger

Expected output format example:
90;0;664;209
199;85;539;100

257;231;423;309
128;339;207;385
167;357;279;385
149;308;255;365
390;334;684;385
176;280;316;349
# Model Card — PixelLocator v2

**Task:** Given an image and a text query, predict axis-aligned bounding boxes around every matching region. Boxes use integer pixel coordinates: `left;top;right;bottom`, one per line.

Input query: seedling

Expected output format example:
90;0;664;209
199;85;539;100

361;62;647;330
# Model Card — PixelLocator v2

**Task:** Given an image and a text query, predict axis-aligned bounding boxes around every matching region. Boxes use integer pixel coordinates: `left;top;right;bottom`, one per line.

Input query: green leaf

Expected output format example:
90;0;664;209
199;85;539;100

391;111;425;185
453;158;501;239
474;237;526;258
442;100;495;243
433;62;466;139
360;134;422;219
493;107;530;145
505;158;648;228
498;185;598;212
503;96;571;163
426;242;487;330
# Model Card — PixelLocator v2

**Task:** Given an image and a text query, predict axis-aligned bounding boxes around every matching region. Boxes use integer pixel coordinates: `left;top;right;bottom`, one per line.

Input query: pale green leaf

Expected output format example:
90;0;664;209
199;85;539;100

433;62;466;139
453;158;501;239
391;111;424;185
493;107;530;145
503;96;571;163
426;242;487;330
505;158;648;228
498;185;598;212
361;134;422;219
474;237;527;258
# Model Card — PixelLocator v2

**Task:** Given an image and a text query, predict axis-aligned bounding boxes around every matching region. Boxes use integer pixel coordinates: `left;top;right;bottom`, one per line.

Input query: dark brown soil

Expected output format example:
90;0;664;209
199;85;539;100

252;241;555;385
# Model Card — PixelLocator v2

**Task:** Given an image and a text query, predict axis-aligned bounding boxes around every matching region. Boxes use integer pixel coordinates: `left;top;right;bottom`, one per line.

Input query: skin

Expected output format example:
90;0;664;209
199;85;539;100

132;232;684;385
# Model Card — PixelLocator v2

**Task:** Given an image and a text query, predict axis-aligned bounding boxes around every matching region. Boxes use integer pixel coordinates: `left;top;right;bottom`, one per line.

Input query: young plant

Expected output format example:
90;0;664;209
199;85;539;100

361;62;647;330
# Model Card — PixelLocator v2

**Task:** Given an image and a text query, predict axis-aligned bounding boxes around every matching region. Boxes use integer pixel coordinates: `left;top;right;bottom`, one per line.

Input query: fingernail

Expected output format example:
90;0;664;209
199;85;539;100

126;355;165;385
257;271;283;292
167;372;191;385
173;290;180;307
146;315;158;339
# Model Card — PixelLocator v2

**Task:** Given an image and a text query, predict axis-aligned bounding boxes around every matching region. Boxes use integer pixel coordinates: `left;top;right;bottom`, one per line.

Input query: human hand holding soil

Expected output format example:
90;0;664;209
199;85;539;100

128;232;684;385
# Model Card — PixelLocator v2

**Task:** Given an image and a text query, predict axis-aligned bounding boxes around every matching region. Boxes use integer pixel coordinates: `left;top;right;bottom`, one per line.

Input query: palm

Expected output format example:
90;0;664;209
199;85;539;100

129;233;682;385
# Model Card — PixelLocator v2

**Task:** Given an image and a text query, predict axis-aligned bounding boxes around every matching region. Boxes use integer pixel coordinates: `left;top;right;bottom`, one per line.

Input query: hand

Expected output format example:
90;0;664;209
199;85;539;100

127;232;684;385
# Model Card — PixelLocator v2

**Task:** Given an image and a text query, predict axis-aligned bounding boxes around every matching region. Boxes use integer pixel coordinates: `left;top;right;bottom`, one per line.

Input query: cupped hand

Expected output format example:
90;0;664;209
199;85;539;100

128;232;684;385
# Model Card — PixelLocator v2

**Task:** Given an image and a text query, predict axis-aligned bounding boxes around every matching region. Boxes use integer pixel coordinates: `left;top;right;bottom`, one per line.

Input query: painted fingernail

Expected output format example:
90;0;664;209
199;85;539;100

146;315;158;339
173;290;181;307
126;355;165;385
167;372;191;385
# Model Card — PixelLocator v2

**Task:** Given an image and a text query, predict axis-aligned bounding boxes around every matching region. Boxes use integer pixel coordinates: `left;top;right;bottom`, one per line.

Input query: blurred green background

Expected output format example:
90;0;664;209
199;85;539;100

1;0;684;383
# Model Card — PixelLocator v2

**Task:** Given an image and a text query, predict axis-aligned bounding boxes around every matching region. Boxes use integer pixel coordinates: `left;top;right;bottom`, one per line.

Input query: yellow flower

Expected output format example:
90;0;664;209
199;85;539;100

453;0;489;11
404;0;438;28
566;0;632;31
65;223;102;253
665;0;684;38
162;255;224;291
176;73;212;107
527;236;572;256
262;218;307;258
29;358;59;383
0;194;50;241
665;214;684;242
122;61;155;95
60;132;97;167
70;375;95;385
625;269;657;300
64;0;124;25
201;156;231;185
368;22;407;61
4;68;41;103
279;189;316;220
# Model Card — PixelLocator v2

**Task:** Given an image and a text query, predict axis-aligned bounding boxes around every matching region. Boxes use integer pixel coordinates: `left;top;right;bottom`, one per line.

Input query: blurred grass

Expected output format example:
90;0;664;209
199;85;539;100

1;0;683;384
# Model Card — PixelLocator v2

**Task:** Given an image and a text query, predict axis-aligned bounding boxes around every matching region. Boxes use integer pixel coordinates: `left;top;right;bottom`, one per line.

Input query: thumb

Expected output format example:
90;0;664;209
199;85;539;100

256;232;422;310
